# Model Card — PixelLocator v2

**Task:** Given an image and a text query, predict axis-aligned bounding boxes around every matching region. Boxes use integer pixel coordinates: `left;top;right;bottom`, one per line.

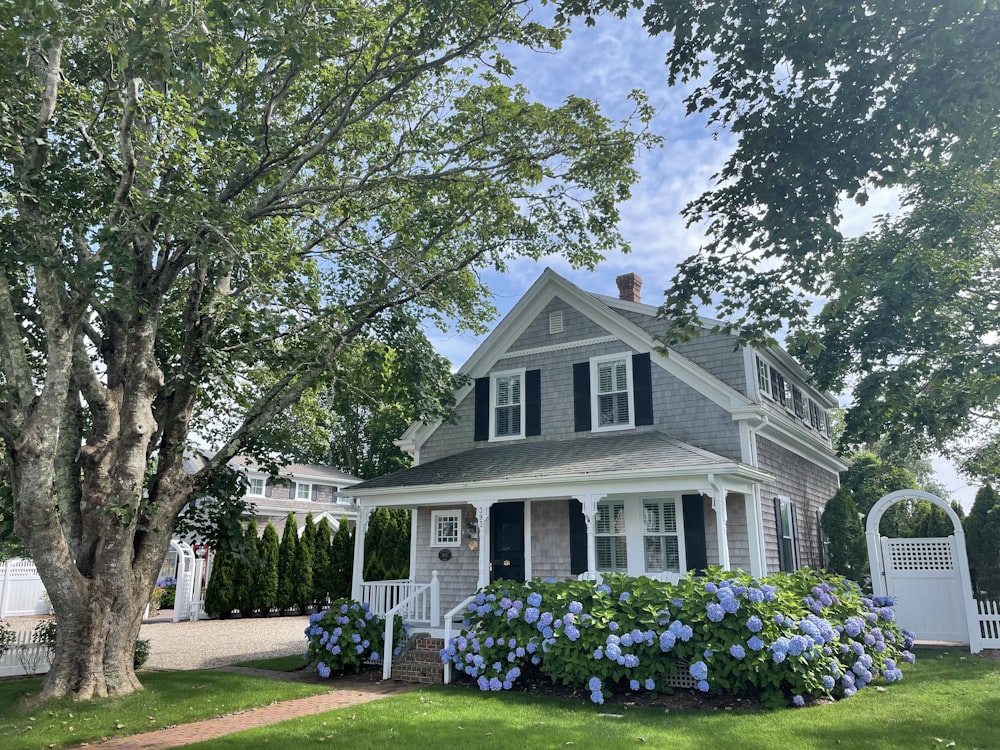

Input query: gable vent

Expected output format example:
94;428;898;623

549;310;564;334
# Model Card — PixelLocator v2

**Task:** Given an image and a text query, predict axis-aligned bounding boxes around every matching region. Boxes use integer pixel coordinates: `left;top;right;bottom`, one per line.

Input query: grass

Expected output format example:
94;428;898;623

0;649;995;750
233;654;310;671
0;669;330;750
186;649;1000;750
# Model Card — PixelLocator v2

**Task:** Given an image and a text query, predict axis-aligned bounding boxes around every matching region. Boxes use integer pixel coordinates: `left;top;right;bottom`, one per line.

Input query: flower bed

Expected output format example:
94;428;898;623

304;598;408;678
440;568;915;708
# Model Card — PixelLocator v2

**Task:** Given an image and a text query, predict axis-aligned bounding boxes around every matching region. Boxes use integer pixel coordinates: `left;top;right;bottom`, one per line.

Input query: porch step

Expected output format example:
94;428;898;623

390;637;445;684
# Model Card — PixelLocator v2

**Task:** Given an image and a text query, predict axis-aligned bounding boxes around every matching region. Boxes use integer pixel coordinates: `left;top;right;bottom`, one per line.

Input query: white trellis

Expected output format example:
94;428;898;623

169;540;207;622
865;489;982;652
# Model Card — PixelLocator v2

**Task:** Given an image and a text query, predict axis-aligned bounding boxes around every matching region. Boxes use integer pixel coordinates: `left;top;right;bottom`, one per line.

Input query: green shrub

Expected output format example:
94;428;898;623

0;620;14;658
305;598;408;677
442;568;915;708
276;514;298;613
236;518;261;617
204;550;238;618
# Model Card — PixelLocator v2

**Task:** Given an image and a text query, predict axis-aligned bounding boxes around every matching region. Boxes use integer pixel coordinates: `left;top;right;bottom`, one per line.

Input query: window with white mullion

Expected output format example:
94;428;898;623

756;356;771;398
592;354;633;430
595;501;628;572
643;500;680;573
295;482;312;500
490;370;525;440
248;477;266;497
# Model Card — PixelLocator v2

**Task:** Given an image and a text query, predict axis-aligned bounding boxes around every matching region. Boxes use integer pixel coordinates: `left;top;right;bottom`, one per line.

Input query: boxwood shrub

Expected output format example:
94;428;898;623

440;568;915;708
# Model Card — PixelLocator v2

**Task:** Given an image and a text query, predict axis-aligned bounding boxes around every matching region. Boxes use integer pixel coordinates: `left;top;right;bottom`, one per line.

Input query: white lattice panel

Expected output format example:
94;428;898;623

886;539;954;572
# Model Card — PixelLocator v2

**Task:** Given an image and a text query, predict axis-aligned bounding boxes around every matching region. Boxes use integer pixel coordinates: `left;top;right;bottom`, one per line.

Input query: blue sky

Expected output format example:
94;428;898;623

421;9;979;510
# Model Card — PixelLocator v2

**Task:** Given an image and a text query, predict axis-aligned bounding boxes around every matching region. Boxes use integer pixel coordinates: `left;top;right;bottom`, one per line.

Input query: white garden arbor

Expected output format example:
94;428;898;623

865;489;982;652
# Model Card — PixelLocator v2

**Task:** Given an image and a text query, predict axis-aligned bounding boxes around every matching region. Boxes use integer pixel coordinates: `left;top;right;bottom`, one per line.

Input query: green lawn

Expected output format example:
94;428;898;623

188;650;1000;750
0;669;330;750
0;649;996;750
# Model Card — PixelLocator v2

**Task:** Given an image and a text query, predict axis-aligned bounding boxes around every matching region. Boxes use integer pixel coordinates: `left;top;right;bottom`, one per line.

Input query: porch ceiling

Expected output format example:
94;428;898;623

351;430;772;502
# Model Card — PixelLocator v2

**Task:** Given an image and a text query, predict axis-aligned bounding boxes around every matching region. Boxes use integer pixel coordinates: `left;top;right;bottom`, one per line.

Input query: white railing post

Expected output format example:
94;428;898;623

430;570;440;627
382;609;395;681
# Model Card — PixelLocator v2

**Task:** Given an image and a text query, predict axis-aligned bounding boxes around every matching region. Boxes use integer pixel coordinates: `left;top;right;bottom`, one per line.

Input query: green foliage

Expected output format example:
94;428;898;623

256;522;280;615
204;551;238;619
363;508;411;581
329;519;355;601
276;515;299;614
235;519;261;617
292;527;314;615
311;518;333;608
305;599;407;676
445;569;914;708
0;620;14;658
820;489;868;581
965;485;1000;599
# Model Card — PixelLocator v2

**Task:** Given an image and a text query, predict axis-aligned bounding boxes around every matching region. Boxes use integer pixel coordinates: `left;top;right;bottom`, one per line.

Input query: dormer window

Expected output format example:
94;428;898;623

248;477;266;497
490;369;525;440
295;482;312;500
592;353;634;431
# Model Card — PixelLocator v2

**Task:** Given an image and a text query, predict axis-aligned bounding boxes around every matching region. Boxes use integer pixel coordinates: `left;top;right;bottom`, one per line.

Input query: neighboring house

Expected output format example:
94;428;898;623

185;453;362;535
349;269;847;630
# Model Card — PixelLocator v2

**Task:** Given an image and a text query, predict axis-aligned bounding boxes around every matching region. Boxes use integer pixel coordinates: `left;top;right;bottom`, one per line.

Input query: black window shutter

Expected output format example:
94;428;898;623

473;376;490;441
525;369;541;437
573;362;591;432
632;352;654;426
790;502;800;570
773;496;785;572
682;494;708;574
568;499;588;575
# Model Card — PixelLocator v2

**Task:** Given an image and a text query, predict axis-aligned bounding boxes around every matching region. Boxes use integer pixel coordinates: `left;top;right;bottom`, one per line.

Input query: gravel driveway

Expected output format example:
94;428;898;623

139;615;312;671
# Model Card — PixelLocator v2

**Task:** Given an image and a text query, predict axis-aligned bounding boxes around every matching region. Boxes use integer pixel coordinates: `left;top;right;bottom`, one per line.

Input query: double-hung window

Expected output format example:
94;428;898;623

595;501;628;572
643;500;680;573
776;497;797;572
592;354;633;430
295;482;312;501
248;477;266;497
490;369;524;440
756;356;772;398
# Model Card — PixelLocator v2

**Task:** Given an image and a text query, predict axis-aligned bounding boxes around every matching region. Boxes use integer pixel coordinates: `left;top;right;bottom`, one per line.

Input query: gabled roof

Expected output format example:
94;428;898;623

356;430;770;493
397;268;756;456
186;452;361;486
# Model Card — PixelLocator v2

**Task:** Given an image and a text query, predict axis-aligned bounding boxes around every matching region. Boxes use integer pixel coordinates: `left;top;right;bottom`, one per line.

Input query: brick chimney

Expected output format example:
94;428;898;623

615;272;643;303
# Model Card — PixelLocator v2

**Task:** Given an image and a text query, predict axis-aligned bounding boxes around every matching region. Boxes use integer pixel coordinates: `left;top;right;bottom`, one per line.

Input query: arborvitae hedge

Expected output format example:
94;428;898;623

257;521;280;615
204;549;237;618
293;526;314;614
277;513;299;613
236;518;260;617
330;518;354;600
821;488;868;582
313;517;333;608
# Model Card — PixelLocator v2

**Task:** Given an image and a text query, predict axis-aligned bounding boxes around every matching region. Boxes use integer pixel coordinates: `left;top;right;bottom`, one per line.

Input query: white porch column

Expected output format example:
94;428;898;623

473;500;495;588
578;494;604;574
351;503;374;601
744;488;767;577
707;477;731;571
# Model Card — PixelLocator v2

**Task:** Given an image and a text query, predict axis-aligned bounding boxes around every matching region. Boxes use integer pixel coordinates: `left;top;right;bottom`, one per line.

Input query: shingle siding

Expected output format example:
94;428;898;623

411;505;480;613
756;437;839;573
530;501;573;581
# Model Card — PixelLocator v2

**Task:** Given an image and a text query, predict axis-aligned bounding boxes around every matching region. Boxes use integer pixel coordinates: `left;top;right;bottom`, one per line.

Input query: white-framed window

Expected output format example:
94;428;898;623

808;400;827;433
295;482;312;501
248;477;266;497
642;500;681;573
791;385;805;419
430;510;461;547
769;367;787;407
591;353;634;431
595;500;628;572
490;369;525;441
776;496;798;573
756;356;772;398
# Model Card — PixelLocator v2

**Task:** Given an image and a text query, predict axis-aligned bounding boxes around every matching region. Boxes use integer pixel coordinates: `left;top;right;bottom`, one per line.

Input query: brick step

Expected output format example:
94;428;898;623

390;635;446;684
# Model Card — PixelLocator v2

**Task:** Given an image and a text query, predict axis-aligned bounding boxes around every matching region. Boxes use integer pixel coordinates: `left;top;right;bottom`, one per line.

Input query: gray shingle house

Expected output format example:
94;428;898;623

350;268;846;630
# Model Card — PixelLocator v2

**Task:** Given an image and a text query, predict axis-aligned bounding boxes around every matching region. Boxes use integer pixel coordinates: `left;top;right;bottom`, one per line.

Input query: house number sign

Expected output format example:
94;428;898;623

437;548;452;561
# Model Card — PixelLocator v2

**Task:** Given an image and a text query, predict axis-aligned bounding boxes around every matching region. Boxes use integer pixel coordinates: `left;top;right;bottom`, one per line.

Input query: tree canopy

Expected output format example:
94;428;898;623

0;0;654;699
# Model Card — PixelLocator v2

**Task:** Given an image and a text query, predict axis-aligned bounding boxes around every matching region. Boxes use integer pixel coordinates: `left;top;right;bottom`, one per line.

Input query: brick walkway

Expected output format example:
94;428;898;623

97;669;420;749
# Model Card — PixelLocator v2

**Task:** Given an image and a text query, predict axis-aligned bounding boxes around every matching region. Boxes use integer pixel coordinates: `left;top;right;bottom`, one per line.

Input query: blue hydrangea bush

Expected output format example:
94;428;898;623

305;598;408;678
440;568;915;708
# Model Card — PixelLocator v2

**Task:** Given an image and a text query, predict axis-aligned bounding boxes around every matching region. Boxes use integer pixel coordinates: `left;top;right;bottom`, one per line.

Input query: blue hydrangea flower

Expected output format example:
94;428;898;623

729;644;746;659
590;690;605;704
630;679;640;691
569;601;583;614
689;660;709;681
588;676;602;692
565;624;580;641
645;678;655;691
748;635;765;651
747;588;764;603
317;662;331;679
609;621;620;632
792;695;805;707
659;631;676;651
704;582;719;593
597;584;611;595
619;591;631;602
746;615;763;633
527;592;542;607
706;603;726;622
605;643;622;660
697;680;710;692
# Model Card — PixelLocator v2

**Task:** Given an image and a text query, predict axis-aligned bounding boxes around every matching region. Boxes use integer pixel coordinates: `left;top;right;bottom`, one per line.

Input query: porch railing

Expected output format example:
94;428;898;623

377;572;440;680
977;598;1000;650
363;575;439;624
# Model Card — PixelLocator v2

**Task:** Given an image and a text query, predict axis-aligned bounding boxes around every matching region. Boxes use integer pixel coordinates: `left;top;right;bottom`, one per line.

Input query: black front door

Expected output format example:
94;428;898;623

490;501;525;583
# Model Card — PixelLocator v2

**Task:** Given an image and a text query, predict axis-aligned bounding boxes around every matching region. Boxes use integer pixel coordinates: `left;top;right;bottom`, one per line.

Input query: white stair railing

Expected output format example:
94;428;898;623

379;572;440;680
442;593;479;685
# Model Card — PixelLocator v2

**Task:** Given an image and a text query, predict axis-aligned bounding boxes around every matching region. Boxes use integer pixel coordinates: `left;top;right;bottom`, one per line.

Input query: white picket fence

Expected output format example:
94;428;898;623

976;598;1000;649
0;558;48;617
0;627;52;678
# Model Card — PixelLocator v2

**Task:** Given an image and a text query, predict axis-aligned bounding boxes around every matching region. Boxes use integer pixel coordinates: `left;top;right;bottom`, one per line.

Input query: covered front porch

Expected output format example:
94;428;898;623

348;432;773;676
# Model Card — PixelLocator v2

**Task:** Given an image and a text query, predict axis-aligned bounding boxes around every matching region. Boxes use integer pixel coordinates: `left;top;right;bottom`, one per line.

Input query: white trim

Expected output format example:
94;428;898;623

776;495;797;572
590;351;635;432
497;335;617;360
409;509;419;579
295;482;312;501
488;368;526;442
247;476;266;497
430;510;462;548
523;500;533;580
